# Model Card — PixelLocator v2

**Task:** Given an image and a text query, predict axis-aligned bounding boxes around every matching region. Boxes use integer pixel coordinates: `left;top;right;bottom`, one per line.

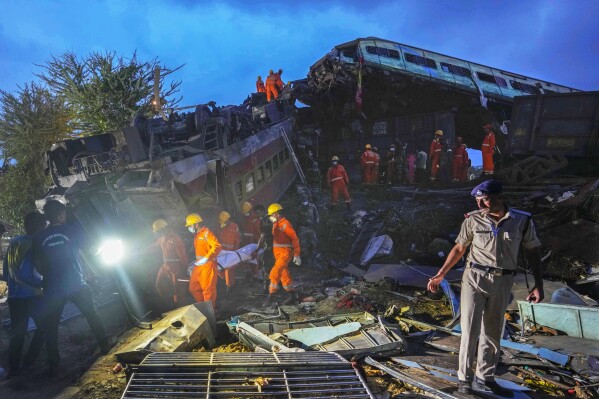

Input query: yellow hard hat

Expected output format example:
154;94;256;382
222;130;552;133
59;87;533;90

435;130;443;136
242;201;253;213
152;218;168;233
267;203;283;216
185;213;203;227
365;144;372;149
218;211;231;225
331;155;339;161
269;69;274;74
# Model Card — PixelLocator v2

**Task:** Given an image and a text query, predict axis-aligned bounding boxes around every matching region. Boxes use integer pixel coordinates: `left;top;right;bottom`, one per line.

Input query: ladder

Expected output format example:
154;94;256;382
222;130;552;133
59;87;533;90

279;127;306;185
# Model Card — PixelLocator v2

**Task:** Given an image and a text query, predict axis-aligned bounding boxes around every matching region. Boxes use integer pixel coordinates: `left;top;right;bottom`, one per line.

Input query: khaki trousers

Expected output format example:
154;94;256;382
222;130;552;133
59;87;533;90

458;267;514;382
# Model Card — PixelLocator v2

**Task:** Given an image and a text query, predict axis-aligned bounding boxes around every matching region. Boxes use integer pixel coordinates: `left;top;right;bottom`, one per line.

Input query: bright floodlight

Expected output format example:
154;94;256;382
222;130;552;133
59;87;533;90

98;239;124;266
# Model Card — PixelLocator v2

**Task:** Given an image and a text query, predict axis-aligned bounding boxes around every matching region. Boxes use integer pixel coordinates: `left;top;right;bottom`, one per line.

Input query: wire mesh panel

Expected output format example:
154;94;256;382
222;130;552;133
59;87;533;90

123;352;375;398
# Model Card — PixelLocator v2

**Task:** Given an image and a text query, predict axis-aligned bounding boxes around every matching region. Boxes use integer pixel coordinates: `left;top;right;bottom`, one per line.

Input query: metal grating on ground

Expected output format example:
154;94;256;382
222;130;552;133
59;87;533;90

122;352;375;398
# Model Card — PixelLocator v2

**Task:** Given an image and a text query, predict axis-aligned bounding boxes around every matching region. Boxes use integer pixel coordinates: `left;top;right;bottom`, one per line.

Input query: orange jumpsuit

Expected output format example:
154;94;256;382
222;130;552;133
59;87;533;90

482;131;496;174
152;232;189;304
265;73;279;102
452;143;469;182
189;227;221;308
241;212;261;246
256;79;265;93
217;222;241;288
359;149;376;184
274;72;284;91
269;217;300;294
429;139;443;180
327;164;351;205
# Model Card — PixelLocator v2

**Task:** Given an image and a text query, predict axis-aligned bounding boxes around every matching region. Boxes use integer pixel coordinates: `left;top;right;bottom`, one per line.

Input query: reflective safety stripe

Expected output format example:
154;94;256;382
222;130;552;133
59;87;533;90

222;243;235;249
273;244;292;248
282;285;293;291
482;144;491;146
366;161;375;164
435;149;442;152
331;177;344;181
243;233;254;236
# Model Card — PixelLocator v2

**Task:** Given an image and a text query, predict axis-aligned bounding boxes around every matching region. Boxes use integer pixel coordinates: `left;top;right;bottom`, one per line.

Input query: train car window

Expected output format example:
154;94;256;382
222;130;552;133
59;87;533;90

284;148;290;161
273;155;279;171
245;173;255;194
405;53;437;68
278;151;284;165
387;49;400;59
543;89;557;94
441;62;472;77
366;46;378;55
341;49;356;60
265;160;273;179
510;80;541;94
477;72;498;85
257;166;265;184
494;76;508;87
234;180;243;201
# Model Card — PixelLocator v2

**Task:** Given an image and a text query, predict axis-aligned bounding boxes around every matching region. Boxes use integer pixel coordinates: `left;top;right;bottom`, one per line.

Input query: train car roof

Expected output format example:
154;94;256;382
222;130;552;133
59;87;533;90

334;37;579;92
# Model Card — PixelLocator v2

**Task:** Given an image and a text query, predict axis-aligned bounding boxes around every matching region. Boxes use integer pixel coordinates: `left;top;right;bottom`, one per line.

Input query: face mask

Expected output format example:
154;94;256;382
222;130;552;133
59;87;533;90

269;216;277;223
332;161;338;166
188;226;196;234
302;201;309;206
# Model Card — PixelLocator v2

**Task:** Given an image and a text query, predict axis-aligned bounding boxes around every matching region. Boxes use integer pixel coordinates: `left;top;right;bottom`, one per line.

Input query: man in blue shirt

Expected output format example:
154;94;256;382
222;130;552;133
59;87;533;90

2;211;48;378
33;200;111;376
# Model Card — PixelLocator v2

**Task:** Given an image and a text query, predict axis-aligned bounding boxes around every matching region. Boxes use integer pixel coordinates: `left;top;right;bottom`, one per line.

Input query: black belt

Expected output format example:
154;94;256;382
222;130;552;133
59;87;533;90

470;262;516;276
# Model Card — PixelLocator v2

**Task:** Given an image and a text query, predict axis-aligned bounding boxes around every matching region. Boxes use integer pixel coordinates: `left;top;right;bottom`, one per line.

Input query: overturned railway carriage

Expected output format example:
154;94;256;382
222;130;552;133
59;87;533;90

300;37;579;161
41;100;297;319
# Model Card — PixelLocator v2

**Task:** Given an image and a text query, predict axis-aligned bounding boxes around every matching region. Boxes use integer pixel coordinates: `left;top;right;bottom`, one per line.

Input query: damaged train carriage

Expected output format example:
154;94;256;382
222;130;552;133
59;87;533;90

298;37;579;161
40;99;298;319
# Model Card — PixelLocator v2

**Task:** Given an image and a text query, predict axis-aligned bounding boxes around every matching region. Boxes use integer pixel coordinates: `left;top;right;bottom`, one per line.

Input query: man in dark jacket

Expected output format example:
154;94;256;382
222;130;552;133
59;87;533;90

33;200;111;376
2;212;47;377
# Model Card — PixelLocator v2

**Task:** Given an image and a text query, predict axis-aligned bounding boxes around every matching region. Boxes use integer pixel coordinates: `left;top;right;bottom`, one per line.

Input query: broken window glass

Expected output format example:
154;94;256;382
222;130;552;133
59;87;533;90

405;53;436;68
440;62;471;77
510;80;541;95
366;45;400;59
245;173;255;193
366;46;378;55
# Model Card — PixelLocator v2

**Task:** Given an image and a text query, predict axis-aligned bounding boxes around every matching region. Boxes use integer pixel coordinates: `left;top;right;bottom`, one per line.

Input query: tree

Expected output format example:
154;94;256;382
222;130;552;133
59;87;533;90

0;83;73;228
36;51;183;135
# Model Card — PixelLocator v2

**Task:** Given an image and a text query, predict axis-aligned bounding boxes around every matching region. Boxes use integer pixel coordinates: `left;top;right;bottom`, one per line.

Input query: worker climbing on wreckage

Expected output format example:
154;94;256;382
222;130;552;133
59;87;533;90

265;69;279;102
186;213;222;310
274;68;284;92
429;130;443;182
216;211;241;291
256;76;265;93
327;155;351;210
481;123;496;175
263;203;301;306
150;218;189;307
360;144;376;184
427;180;543;397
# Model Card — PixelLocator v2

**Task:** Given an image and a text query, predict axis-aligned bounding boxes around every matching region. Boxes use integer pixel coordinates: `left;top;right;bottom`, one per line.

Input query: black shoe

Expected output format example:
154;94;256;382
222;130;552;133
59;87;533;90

471;377;514;398
281;291;298;306
457;380;471;394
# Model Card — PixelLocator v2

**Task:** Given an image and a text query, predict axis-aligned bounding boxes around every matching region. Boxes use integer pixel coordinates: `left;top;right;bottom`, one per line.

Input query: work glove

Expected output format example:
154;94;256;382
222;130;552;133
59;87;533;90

194;257;208;266
293;256;302;266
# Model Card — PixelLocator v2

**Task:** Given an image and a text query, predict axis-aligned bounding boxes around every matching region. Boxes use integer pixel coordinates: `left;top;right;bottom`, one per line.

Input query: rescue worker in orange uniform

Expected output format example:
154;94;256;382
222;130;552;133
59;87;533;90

429;130;443;182
274;68;284;91
256;76;265;93
263;203;301;306
327;156;351;210
482;123;496;175
452;137;470;182
216;211;241;290
265;70;279;102
186;213;222;309
360;144;376;184
150;219;189;306
240;202;261;246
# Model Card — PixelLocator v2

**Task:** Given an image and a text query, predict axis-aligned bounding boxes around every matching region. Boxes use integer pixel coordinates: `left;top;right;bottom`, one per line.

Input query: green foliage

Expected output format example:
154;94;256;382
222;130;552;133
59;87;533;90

0;83;72;228
36;51;183;135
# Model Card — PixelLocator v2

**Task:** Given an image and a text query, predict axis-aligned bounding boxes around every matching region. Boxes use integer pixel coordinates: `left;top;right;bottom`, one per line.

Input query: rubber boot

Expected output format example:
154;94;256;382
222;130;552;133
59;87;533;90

281;291;298;306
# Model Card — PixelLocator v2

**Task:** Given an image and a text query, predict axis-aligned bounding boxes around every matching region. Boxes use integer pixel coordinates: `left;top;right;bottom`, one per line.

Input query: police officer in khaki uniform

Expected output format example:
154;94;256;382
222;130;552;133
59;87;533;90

427;180;543;397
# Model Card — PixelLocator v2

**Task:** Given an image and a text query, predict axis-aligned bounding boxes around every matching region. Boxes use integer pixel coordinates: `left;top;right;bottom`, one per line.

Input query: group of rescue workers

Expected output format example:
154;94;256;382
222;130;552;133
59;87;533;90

356;123;497;185
255;69;289;102
0;199;307;379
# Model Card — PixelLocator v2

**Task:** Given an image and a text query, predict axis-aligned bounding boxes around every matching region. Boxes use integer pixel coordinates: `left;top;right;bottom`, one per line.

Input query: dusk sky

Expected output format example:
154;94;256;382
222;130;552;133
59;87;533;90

1;0;598;108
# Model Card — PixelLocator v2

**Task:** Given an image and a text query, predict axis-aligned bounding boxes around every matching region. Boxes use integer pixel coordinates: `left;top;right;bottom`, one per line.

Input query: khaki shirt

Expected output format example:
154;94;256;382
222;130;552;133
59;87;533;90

456;207;541;270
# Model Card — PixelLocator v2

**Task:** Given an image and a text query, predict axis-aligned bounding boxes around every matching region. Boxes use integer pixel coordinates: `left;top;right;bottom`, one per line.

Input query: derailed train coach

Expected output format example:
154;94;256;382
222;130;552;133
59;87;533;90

38;96;298;319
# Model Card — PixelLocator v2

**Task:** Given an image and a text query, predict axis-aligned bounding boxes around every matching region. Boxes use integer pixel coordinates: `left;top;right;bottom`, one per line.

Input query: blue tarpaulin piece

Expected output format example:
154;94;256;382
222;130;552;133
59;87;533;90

500;340;569;366
284;322;362;346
